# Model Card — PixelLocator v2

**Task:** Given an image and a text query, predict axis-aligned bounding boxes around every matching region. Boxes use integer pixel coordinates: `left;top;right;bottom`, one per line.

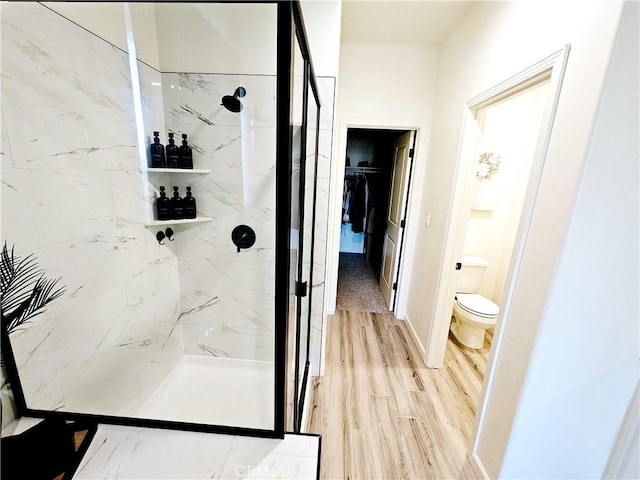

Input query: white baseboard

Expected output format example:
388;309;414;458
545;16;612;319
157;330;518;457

403;313;426;356
470;453;490;479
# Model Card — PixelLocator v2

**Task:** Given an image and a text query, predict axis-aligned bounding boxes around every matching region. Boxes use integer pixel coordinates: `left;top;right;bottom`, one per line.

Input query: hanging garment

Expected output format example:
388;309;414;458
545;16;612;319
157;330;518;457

349;176;367;233
342;176;354;223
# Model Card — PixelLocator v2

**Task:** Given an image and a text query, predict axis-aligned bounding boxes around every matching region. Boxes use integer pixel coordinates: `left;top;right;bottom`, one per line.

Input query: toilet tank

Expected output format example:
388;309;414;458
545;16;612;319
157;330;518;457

457;256;489;293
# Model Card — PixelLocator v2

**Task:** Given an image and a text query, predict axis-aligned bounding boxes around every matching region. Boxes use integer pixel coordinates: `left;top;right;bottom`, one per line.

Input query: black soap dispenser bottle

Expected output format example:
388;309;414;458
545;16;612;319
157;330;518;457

170;186;184;220
166;132;180;168
179;134;193;169
183;186;197;219
150;131;166;168
156;186;171;221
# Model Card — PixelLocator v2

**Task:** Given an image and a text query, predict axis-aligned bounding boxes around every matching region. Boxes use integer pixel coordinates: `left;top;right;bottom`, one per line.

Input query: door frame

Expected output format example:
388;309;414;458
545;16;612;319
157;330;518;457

417;46;571;472
325;121;421;318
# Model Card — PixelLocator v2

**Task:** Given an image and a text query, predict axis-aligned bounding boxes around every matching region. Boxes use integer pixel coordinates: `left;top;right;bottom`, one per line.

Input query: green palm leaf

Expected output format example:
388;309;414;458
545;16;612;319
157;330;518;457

0;242;66;335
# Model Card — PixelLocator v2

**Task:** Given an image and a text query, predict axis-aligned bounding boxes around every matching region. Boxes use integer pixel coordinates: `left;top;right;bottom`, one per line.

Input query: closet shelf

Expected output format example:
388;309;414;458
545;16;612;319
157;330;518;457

144;217;212;227
345;166;388;174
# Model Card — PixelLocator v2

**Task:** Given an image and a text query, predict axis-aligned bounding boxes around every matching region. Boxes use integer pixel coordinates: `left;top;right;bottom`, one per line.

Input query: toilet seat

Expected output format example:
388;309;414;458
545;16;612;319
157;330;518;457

455;293;499;319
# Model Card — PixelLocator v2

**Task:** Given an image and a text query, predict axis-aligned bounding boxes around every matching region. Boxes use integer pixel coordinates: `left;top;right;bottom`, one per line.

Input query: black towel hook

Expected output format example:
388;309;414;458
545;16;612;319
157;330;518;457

165;227;175;241
156;231;166;245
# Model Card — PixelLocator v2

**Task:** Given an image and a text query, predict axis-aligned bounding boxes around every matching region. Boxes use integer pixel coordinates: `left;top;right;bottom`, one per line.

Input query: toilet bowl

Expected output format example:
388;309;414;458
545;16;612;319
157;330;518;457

451;293;498;349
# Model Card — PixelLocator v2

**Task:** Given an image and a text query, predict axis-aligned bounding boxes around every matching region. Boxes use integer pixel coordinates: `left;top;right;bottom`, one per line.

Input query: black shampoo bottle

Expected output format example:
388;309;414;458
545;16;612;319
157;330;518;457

150;131;165;168
170;186;184;220
183;186;196;219
166;132;180;168
156;186;171;221
179;134;193;169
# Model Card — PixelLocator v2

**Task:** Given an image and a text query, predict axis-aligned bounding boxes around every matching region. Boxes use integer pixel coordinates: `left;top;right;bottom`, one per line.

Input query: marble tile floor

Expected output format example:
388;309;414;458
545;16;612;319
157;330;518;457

306;311;491;479
3;418;320;480
136;355;275;430
74;425;320;480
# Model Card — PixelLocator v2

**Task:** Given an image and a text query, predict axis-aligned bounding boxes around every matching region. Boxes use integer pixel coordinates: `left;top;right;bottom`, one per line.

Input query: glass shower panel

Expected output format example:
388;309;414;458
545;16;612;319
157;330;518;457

1;1;278;432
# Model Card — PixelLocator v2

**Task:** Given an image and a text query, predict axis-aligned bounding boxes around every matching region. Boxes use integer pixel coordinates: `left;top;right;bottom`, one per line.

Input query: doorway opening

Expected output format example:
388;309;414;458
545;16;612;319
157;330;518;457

448;79;551;379
336;128;414;313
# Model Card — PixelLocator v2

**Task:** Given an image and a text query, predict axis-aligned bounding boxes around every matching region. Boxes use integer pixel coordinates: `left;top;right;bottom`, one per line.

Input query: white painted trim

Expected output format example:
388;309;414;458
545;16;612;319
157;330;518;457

402;313;426;356
470;453;491;480
465;48;567;110
325;120;422;315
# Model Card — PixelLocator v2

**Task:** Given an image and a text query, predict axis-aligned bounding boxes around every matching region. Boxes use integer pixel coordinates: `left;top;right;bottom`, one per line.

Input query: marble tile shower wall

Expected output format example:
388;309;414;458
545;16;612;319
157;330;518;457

160;72;278;361
0;4;182;416
159;74;335;371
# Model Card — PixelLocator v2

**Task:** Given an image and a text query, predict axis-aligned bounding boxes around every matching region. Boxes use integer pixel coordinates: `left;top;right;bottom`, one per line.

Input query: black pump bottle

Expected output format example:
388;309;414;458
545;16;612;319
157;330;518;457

156;186;171;221
170;186;184;220
179;134;193;169
150;131;165;168
183;186;196;219
166;132;180;168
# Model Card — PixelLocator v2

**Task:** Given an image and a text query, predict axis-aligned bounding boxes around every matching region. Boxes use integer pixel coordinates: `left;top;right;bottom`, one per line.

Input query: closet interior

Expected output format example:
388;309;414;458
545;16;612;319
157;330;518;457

338;129;409;310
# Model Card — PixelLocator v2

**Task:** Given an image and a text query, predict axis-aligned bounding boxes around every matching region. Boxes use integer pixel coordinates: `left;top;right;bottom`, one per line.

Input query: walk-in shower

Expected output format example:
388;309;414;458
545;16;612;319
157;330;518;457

1;1;321;437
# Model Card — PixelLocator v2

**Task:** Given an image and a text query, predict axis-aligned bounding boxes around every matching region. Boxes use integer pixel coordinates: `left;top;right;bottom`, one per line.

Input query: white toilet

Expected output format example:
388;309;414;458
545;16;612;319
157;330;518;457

450;256;499;349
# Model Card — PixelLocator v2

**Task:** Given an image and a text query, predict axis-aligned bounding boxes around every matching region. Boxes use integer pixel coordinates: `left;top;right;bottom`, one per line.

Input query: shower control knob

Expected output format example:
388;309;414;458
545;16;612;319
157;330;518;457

231;225;256;252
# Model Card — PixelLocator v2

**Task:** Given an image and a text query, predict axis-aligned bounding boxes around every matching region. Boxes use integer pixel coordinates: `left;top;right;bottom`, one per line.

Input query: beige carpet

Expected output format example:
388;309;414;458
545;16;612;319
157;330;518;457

336;253;390;313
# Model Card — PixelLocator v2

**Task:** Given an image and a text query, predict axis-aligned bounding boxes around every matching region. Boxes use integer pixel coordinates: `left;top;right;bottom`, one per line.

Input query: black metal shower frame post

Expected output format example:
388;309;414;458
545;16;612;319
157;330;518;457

292;37;309;433
275;0;294;438
297;66;322;432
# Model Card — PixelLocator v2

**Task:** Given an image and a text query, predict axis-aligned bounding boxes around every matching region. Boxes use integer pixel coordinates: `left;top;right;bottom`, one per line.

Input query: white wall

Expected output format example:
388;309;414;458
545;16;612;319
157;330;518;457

496;2;639;476
326;43;440;327
154;3;277;74
335;43;439;126
299;0;342;78
392;0;635;477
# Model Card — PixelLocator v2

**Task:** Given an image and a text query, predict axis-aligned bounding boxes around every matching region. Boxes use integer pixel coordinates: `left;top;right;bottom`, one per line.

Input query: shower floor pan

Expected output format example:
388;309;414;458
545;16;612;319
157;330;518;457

136;355;274;430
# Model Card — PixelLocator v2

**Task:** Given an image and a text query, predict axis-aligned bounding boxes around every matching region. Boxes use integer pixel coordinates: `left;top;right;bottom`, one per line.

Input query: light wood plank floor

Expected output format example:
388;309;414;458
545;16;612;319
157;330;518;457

307;311;491;479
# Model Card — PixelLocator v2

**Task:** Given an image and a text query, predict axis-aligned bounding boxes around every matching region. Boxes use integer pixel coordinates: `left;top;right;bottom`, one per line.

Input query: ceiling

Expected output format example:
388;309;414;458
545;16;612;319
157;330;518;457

340;0;476;44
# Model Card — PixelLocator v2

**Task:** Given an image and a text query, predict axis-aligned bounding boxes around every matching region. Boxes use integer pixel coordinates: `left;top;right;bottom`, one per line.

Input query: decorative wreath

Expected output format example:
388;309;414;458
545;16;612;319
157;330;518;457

476;152;501;180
